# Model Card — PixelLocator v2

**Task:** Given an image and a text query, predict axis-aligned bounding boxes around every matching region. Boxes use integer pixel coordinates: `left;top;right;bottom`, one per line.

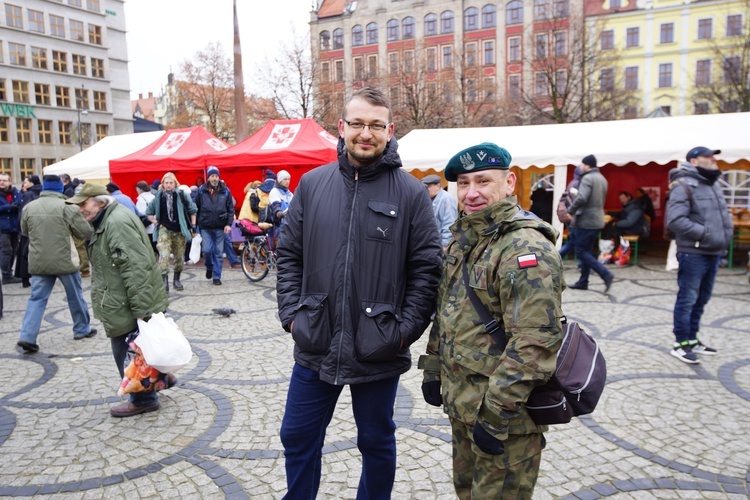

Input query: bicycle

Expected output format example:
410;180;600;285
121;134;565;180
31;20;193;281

240;228;277;282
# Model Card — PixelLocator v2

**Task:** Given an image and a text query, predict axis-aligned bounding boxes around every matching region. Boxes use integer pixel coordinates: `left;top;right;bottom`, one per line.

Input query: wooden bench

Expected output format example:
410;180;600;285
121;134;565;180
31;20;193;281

621;234;640;265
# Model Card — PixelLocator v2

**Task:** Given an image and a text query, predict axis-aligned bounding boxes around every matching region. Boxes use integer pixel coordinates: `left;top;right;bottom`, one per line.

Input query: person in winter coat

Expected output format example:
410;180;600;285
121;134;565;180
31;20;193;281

195;166;234;286
557;166;582;259
422;174;458;249
135;181;157;255
276;87;442;499
16;175;97;353
603;191;647;239
665;146;733;364
268;170;294;229
66;183;170;418
0;173;23;284
15;175;43;287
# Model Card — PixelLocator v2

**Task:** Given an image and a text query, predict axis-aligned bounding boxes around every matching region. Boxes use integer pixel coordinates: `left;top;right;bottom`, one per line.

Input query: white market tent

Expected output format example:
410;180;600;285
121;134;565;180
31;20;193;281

43;131;165;183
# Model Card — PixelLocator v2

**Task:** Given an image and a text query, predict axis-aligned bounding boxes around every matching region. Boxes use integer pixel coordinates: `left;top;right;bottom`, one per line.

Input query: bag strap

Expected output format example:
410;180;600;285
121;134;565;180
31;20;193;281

461;260;507;350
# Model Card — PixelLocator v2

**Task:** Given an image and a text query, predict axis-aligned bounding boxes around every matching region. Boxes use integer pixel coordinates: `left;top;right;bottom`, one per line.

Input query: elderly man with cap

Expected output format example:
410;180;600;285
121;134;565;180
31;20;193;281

665;146;732;364
66;183;169;417
195;166;235;286
16;175;97;353
419;142;564;499
422;174;458;249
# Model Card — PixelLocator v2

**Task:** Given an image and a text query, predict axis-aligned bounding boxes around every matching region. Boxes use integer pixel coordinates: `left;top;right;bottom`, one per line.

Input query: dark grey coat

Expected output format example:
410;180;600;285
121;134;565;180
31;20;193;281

568;167;608;230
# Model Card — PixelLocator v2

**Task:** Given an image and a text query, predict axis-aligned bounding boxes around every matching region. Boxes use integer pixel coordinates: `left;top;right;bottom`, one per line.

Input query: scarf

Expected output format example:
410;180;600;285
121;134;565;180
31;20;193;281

165;190;175;222
695;166;722;185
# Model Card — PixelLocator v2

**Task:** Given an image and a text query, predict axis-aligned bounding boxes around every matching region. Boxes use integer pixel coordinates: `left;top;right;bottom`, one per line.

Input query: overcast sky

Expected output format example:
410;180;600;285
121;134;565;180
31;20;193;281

124;0;313;100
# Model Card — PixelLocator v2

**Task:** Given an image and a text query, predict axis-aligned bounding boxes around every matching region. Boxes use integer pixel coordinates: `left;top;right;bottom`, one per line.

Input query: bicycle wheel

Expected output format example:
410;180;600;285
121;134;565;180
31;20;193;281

241;240;269;282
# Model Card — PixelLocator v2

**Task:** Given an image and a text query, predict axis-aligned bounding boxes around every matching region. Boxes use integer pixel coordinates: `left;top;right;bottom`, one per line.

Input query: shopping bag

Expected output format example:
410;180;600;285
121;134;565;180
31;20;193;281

665;240;679;271
118;334;171;395
135;313;192;373
598;239;615;264
188;233;202;264
614;237;631;266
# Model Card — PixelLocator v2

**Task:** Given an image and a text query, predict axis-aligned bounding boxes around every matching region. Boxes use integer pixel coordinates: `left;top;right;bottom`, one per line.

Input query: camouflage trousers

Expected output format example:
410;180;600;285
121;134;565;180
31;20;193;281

156;229;186;273
450;418;543;500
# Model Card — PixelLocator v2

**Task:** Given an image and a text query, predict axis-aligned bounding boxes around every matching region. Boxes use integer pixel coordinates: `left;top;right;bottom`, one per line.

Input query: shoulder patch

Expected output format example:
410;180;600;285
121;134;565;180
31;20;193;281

517;253;538;269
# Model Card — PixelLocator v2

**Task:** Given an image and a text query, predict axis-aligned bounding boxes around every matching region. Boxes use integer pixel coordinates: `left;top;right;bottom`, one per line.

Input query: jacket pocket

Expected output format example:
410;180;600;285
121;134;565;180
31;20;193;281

292;294;331;354
355;301;402;362
366;201;398;243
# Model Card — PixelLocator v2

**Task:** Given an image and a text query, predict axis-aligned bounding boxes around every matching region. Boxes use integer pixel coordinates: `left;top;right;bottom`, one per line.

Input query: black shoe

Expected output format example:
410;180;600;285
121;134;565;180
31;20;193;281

568;282;588;290
603;274;614;293
17;340;39;353
74;328;98;340
110;400;161;418
213;278;222;286
173;271;184;291
3;276;22;284
22;279;30;288
230;262;241;269
206;269;212;279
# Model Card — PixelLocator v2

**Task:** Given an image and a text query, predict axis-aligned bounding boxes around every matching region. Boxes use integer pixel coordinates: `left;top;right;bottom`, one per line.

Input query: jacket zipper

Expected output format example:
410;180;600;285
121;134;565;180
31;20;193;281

336;170;359;384
509;271;519;324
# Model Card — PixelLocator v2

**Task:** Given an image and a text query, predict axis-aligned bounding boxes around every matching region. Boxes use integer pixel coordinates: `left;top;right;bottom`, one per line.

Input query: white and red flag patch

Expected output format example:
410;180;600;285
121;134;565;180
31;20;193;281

517;253;538;268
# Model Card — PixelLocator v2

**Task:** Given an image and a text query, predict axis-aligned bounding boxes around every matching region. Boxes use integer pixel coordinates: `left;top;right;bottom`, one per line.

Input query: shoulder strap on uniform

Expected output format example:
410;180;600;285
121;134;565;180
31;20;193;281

461;260;507;349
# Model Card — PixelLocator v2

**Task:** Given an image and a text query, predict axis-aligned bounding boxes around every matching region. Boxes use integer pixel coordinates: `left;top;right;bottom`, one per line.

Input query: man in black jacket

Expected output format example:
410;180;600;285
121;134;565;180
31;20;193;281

276;87;442;499
195;166;234;286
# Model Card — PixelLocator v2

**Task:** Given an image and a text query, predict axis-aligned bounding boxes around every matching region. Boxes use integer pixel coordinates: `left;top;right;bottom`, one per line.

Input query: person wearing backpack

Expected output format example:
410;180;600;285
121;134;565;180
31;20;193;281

418;142;564;499
665;146;733;364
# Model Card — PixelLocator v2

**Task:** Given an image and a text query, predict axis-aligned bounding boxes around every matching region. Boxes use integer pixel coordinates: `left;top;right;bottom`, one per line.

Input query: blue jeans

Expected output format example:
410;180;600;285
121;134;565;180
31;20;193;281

19;273;91;343
224;233;239;266
280;363;399;500
673;252;720;344
111;334;158;406
572;228;612;285
200;229;225;279
559;229;575;258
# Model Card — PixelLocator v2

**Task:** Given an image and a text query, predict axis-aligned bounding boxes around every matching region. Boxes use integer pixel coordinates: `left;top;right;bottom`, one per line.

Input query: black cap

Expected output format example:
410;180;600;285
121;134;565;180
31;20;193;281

581;154;597;168
421;174;442;185
686;146;720;161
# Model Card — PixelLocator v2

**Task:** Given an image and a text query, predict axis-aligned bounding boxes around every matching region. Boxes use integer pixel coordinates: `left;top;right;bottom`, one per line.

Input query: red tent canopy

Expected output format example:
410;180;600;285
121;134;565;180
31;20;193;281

109;126;230;200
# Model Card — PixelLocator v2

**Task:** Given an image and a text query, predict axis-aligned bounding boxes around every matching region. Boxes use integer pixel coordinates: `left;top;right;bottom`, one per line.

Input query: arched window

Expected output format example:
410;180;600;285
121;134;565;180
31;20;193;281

352;25;364;47
333;28;344;49
719;170;750;208
366;22;378;44
424;13;437;36
319;31;331;51
464;7;478;31
402;16;415;39
441;11;454;34
534;0;549;20
387;19;399;41
482;5;497;28
506;0;523;25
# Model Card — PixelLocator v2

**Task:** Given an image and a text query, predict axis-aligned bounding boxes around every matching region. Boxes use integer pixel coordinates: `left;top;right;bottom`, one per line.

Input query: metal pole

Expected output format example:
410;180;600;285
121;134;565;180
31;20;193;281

77;107;82;151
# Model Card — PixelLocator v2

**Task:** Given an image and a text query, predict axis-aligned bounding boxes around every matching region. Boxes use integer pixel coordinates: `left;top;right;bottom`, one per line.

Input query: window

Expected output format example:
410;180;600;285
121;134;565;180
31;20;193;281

5;4;22;28
465;42;477;67
507;0;523;25
56;86;71;107
321;62;330;83
464;7;478;31
482;5;496;28
352;25;363;47
0;80;4;101
535;34;548;59
623;105;638;119
366;23;378;44
695;59;711;86
443;83;454;103
442;45;453;68
90;25;105;47
601;30;614;50
0;42;2;64
41;158;55;168
38;120;52;144
16;118;32;143
660;23;674;44
93;90;107;111
31;47;47;69
389;87;399;107
724;56;740;83
335;60;344;82
35;83;51;105
20;159;34;179
9;43;26;66
535;73;548;96
441;11;454;34
554;32;567;56
625;66;638;90
367;55;377;78
75;87;88;110
534;0;549;20
509;37;521;62
467;79;477;102
698;19;713;40
87;0;100;11
554;0;569;18
484;77;496;101
333;29;343;49
320;31;330;50
484;40;495;65
69;0;82;7
96;124;108;141
659;63;673;87
389;53;399;75
12;81;29;103
0;118;7;142
599;68;614;92
53;51;68;72
726;14;742;36
427;47;437;72
610;0;622;7
354;57;364;80
0;158;11;177
626;27;639;48
59;122;72;145
387;20;399;41
694;102;709;115
402;17;415;39
555;70;567;94
91;57;105;78
72;54;87;75
424;14;437;36
70;19;84;41
28;9;44;32
50;15;65;37
404;50;414;73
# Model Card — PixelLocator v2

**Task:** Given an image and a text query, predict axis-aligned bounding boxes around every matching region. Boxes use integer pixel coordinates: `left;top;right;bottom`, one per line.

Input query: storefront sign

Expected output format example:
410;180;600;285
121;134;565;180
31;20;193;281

0;104;36;118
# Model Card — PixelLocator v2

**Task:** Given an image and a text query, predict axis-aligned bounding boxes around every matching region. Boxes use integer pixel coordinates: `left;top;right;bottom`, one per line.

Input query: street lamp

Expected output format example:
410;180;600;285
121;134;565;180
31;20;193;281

76;84;88;151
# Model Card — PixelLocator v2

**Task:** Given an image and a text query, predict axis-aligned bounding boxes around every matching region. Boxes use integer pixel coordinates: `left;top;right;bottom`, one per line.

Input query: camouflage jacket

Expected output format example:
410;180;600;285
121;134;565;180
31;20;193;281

419;196;564;442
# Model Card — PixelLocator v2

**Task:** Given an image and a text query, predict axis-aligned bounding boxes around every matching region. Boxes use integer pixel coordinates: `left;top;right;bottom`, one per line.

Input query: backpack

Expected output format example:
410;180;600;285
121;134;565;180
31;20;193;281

663;179;692;241
556;196;573;225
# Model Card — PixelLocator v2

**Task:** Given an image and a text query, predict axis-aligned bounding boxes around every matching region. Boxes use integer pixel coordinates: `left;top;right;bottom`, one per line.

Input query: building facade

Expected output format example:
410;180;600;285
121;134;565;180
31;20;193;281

0;0;132;183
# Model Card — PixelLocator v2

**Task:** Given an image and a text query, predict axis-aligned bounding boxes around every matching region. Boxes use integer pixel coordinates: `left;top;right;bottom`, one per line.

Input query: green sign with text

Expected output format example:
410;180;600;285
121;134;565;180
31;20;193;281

0;104;36;118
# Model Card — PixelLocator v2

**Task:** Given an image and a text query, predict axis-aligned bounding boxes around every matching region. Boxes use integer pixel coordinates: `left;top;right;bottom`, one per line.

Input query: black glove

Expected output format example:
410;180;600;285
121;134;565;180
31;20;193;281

473;422;505;455
421;381;442;407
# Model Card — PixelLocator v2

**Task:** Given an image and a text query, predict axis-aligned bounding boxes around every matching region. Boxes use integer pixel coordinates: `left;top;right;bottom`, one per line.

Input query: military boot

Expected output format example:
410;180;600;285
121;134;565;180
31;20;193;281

162;273;169;292
173;271;184;291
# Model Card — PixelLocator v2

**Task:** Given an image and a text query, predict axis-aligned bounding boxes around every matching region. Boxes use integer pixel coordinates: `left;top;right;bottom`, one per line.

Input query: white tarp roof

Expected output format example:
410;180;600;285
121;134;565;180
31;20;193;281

43;131;165;180
398;112;749;171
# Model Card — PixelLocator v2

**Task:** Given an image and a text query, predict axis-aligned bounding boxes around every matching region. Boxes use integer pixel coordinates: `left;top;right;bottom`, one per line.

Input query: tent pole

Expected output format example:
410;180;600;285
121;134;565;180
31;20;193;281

552;164;568;249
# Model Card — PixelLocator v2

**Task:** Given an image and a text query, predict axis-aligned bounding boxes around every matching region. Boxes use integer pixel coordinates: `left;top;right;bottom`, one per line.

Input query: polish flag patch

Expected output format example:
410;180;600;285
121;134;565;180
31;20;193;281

517;253;538;268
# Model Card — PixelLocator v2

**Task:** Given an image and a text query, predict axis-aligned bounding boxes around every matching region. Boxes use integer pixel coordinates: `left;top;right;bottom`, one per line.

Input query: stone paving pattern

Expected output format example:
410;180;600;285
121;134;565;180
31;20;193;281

0;253;748;499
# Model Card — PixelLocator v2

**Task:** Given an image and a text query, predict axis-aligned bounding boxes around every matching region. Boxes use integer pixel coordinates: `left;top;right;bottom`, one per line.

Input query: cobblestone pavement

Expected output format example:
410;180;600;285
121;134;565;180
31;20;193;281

0;254;748;499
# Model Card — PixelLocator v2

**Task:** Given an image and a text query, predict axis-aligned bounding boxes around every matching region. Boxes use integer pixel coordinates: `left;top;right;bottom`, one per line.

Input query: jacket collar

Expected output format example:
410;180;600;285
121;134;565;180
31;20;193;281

40;191;66;199
336;137;402;181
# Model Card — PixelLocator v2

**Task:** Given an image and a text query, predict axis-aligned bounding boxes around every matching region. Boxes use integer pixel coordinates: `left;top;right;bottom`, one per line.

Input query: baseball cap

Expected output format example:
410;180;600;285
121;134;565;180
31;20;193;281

686;146;720;161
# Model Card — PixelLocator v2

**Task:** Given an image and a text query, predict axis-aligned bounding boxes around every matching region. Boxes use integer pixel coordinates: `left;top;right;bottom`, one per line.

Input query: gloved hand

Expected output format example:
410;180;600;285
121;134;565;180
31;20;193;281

421;381;442;407
472;422;505;455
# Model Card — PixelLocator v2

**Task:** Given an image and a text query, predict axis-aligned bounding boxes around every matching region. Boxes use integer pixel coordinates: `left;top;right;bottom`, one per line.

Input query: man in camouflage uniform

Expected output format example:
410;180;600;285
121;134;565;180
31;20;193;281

419;142;564;499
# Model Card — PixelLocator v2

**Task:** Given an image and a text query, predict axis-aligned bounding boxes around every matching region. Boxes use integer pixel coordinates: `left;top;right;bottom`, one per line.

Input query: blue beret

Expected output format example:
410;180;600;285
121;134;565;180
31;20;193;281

444;142;512;181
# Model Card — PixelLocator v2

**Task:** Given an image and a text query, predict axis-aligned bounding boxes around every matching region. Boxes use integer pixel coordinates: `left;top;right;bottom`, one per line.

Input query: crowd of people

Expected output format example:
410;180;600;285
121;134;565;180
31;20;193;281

5;86;737;498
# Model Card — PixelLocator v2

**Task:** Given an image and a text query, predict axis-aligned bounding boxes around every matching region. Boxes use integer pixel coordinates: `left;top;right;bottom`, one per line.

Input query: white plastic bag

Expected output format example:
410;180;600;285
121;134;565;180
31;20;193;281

665;239;679;271
188;233;202;264
135;313;192;373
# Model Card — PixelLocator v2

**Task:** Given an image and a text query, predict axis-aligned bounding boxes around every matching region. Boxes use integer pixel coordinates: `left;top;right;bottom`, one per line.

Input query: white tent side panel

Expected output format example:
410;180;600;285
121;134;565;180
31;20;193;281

43;131;165;180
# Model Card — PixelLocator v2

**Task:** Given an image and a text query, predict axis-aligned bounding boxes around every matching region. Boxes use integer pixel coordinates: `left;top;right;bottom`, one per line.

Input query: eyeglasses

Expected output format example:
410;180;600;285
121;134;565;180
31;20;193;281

343;119;390;132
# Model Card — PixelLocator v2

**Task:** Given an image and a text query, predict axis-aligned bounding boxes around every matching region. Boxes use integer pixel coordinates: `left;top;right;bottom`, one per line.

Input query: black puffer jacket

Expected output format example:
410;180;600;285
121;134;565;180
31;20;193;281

195;181;234;230
276;138;442;385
